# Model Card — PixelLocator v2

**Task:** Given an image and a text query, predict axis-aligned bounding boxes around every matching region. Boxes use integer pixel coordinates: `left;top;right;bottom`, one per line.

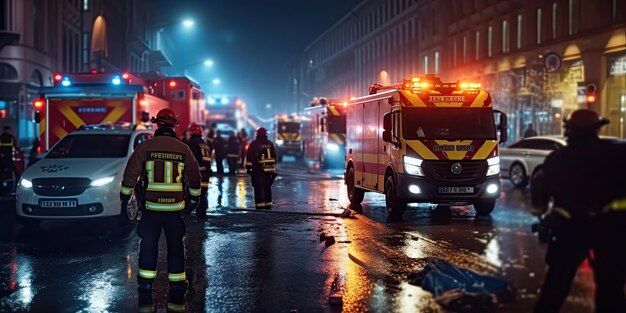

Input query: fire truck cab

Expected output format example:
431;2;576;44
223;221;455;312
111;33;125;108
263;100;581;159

345;75;508;216
302;98;347;168
272;114;303;162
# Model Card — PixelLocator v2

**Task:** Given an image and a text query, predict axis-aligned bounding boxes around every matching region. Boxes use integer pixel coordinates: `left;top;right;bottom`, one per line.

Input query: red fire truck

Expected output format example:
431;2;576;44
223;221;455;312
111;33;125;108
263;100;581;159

35;72;204;152
345;75;508;217
302;98;347;168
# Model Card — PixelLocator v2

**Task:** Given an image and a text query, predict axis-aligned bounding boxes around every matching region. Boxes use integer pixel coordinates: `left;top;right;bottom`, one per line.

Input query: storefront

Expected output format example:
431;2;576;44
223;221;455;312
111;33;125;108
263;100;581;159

605;52;626;138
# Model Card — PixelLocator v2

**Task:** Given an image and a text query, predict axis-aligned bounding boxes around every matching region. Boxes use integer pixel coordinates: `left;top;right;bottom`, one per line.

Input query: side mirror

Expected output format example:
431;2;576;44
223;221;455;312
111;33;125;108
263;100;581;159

383;112;392;131
382;130;392;143
141;111;150;123
34;110;41;123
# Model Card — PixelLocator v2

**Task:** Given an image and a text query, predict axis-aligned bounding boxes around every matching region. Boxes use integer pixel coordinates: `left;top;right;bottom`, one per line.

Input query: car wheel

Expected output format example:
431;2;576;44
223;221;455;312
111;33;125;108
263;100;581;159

346;166;364;204
385;175;406;217
509;163;529;188
474;199;496;215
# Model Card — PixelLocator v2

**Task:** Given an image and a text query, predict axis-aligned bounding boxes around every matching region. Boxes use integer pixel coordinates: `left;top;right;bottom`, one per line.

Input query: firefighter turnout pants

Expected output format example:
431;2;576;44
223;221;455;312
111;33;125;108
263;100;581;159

252;173;274;209
196;187;209;217
137;211;187;287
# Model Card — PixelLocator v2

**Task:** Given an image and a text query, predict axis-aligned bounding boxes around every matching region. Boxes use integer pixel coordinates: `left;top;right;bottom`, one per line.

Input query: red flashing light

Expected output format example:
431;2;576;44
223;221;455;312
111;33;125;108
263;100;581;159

169;81;177;87
54;74;62;81
586;94;596;104
34;99;44;108
90;70;98;74
122;72;130;80
37;146;41;153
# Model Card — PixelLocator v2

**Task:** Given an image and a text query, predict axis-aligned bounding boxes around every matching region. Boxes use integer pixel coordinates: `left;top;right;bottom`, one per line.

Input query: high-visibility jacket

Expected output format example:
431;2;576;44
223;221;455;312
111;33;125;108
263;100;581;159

121;128;202;212
0;132;18;159
187;134;212;188
246;137;277;174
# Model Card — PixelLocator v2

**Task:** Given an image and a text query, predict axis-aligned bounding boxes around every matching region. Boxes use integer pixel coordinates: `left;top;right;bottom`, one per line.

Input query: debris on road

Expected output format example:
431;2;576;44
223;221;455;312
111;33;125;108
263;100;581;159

325;236;336;246
329;198;338;201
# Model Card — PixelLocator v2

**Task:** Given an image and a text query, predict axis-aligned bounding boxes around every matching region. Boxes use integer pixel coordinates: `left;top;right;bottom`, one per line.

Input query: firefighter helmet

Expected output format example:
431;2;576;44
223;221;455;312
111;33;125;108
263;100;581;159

256;127;267;138
564;109;609;131
189;123;203;135
150;108;180;127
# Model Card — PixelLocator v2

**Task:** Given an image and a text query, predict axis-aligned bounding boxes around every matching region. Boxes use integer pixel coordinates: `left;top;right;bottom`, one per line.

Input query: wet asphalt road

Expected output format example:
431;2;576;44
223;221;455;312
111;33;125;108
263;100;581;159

0;160;597;313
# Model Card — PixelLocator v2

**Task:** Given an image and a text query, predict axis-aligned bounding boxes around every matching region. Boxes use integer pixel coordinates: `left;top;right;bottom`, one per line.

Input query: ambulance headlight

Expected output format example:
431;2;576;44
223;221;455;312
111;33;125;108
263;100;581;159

20;178;33;188
404;156;424;176
326;143;339;151
90;175;116;187
276;139;284;146
486;156;500;176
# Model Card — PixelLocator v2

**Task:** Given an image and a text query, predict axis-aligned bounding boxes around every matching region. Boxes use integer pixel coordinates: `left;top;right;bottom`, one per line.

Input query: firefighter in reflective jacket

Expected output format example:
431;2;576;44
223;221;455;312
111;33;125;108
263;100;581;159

0;126;18;178
186;123;211;218
120;108;201;311
531;109;626;313
246;127;277;209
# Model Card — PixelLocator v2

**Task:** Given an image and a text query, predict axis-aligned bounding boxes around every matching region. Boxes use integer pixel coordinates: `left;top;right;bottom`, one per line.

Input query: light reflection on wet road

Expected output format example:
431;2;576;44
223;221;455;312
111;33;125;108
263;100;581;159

0;161;596;312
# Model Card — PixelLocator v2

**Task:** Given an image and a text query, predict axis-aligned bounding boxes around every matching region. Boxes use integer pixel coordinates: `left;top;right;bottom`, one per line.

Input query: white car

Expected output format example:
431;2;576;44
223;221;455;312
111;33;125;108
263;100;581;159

500;135;618;188
16;124;153;227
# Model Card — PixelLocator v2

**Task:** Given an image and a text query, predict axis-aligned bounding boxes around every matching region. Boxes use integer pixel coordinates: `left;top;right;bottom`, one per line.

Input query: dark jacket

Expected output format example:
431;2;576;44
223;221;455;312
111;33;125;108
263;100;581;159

246;136;277;175
187;134;212;187
226;136;240;158
213;136;226;159
121;127;202;212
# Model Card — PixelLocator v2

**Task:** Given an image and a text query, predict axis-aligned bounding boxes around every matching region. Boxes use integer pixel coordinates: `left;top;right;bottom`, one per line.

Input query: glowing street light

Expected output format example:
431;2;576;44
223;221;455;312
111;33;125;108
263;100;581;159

204;59;214;67
182;19;194;28
212;78;221;85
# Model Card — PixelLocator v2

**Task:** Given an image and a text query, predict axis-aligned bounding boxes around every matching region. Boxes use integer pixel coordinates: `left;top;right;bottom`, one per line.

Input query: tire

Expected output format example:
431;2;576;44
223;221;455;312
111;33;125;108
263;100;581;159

346;166;364;204
474;199;496;215
509;163;529;188
385;175;407;217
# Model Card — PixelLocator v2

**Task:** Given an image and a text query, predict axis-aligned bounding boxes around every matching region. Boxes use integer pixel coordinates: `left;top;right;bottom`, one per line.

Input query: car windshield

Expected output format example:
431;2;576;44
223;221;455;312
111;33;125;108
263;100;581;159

328;115;346;134
403;107;496;140
278;122;300;132
46;134;130;158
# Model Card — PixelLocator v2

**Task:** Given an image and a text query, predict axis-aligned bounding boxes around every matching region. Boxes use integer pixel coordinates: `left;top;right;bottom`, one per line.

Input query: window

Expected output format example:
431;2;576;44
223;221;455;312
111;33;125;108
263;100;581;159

552;3;558;39
509;139;562;150
568;0;579;35
30;70;43;86
423;55;429;74
487;26;493;57
0;63;18;80
475;30;480;60
47;135;131;158
82;32;89;65
613;0;617;21
463;35;468;63
502;20;509;53
537;8;542;44
453;39;457;66
434;51;439;74
133;133;153;148
517;14;523;49
83;0;89;11
33;0;43;50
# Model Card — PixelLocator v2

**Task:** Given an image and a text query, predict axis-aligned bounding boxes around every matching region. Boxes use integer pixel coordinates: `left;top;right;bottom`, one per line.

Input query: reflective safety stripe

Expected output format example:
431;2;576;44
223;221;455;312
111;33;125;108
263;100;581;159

189;188;201;197
145;201;185;211
139;268;157;279
168;272;186;282
245;162;253;166
259;159;276;164
553;207;572;219
201;182;209;188
263;168;276;173
0;143;13;147
202;156;212;162
167;303;186;312
120;185;134;195
265;202;272;207
604;198;626;212
256;202;266;207
146;184;183;192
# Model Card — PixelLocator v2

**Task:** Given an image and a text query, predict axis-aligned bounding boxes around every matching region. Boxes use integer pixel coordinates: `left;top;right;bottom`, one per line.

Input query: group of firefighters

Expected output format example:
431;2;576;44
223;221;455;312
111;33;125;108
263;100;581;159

119;108;277;311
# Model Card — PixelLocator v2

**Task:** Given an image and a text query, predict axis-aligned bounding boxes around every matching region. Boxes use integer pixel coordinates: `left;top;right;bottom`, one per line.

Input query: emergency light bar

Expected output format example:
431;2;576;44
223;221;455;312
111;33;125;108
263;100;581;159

54;72;136;86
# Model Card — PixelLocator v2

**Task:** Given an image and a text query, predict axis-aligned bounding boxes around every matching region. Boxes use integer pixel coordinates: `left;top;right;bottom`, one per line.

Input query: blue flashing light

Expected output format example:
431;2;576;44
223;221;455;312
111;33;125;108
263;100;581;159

220;96;228;104
61;77;71;87
208;98;216;105
112;75;122;85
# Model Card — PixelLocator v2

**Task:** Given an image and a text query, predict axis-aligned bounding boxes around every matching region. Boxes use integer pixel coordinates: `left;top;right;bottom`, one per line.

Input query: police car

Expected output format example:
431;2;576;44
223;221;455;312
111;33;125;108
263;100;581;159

16;124;153;227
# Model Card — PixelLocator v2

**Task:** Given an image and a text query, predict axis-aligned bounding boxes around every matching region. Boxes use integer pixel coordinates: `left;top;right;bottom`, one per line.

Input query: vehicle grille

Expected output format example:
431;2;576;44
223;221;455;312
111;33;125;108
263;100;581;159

22;203;103;216
32;178;91;196
423;160;487;183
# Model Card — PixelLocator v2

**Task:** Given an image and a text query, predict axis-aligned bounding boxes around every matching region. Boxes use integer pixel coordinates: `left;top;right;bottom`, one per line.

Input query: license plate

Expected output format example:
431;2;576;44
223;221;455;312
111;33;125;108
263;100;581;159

438;187;474;194
39;199;78;208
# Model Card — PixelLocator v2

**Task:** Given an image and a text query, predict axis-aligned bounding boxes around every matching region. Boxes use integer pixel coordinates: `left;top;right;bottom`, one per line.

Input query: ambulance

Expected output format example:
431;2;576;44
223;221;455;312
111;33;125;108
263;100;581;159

344;75;508;216
272;114;303;162
301;98;347;168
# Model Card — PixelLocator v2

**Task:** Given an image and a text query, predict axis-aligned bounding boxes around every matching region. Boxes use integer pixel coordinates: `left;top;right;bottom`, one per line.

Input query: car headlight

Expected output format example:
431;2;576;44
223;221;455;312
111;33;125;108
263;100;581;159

326;143;339;151
276;139;284;146
90;175;116;187
20;178;33;188
404;156;424;176
486;156;500;176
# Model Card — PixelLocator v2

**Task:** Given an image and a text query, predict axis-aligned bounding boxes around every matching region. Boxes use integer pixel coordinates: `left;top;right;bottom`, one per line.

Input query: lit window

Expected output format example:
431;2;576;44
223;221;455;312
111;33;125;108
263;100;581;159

463;35;468;63
537;8;542;44
423;55;429;74
475;30;480;60
517;14;523;49
453;39;457;66
502;20;509;53
487;26;493;57
434;51;439;74
83;0;89;11
552;3;558;39
568;0;578;35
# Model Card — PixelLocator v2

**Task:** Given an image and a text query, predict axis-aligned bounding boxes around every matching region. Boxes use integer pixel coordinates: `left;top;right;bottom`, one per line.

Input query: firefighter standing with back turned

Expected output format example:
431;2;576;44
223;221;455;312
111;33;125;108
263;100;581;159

531;109;626;313
186;123;212;218
0;126;19;178
246;127;277;209
120;108;201;312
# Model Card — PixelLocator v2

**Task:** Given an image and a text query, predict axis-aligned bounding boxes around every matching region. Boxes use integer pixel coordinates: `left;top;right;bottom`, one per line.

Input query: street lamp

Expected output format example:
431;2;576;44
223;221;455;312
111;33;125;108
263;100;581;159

212;78;221;85
178;59;215;77
182;19;194;28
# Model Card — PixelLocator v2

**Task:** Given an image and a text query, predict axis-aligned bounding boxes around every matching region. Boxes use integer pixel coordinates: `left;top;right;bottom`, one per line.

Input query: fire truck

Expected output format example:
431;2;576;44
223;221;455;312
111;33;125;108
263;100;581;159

35;72;204;152
344;75;508;217
302;98;347;168
272;114;303;162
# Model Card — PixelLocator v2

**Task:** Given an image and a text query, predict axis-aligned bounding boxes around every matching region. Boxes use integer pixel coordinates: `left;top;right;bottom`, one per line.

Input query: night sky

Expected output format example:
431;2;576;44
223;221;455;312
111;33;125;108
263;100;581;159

153;0;363;118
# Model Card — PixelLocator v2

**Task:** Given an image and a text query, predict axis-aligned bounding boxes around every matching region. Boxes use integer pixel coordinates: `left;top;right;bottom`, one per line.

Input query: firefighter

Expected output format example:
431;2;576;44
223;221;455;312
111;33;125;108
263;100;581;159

0;126;18;179
531;109;625;313
213;131;226;175
245;127;277;209
226;134;240;175
186;123;211;218
237;128;249;170
120;108;201;311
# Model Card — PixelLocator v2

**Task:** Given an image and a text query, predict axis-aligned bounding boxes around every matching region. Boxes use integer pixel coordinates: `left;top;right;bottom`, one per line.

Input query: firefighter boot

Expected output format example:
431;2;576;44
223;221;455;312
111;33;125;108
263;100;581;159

137;283;154;313
167;281;187;312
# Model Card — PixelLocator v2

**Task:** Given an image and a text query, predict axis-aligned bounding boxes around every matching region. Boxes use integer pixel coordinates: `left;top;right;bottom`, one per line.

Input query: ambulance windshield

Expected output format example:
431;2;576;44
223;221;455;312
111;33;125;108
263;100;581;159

403;107;496;140
47;134;130;158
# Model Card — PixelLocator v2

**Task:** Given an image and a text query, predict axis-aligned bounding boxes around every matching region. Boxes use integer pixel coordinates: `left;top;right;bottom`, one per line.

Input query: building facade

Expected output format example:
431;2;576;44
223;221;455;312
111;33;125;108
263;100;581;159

301;0;626;142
